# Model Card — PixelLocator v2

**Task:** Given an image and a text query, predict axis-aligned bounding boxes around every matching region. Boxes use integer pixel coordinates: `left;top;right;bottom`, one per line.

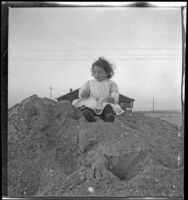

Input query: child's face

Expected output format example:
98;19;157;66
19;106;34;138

92;65;107;81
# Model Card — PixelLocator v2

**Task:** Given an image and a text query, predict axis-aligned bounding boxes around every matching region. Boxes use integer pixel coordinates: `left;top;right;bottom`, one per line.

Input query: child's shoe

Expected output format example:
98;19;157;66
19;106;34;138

105;113;115;122
82;109;96;122
102;104;115;122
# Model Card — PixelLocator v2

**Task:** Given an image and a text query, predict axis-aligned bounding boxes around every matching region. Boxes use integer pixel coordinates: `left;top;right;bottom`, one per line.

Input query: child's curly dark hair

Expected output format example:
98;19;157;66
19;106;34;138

91;57;115;79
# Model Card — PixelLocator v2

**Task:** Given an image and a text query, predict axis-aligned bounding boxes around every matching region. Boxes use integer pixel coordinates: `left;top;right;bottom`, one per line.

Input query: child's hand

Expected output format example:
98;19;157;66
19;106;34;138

100;97;114;104
105;97;114;103
80;90;89;99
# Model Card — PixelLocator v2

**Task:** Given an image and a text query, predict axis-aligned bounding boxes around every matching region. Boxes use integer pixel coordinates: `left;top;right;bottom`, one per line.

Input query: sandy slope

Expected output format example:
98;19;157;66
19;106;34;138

8;95;184;197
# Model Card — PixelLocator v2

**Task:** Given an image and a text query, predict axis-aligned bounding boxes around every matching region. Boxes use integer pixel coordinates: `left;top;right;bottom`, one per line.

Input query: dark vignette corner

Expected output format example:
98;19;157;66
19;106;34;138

1;1;9;197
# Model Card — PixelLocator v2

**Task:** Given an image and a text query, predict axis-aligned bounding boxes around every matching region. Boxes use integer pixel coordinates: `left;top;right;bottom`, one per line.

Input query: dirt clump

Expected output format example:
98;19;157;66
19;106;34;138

8;95;183;197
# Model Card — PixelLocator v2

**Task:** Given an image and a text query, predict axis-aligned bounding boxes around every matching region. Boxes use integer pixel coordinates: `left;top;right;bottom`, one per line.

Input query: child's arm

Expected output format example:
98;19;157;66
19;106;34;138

109;82;119;104
79;81;90;99
99;82;119;104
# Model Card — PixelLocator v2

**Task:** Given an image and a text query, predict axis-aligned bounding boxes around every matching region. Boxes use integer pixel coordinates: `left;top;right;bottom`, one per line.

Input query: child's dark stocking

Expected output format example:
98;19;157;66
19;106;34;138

101;104;114;122
82;107;96;122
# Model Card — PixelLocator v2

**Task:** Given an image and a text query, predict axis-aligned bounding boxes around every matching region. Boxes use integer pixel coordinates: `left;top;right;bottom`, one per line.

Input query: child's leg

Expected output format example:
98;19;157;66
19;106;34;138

101;104;114;122
81;107;96;122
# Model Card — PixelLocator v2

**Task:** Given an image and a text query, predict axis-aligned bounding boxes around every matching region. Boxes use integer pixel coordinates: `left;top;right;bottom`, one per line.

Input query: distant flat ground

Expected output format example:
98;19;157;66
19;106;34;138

143;112;183;127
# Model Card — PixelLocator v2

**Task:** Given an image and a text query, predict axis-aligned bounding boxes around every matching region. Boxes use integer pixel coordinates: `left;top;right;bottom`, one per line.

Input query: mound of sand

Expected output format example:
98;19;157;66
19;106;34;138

8;95;184;197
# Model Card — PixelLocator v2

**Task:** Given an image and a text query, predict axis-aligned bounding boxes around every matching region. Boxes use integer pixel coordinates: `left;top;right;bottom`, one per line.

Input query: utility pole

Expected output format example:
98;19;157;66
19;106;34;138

49;86;53;99
153;98;155;113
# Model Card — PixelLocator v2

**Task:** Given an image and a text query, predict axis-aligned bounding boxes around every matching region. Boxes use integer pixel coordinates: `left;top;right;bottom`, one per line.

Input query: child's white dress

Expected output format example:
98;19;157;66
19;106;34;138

72;79;124;115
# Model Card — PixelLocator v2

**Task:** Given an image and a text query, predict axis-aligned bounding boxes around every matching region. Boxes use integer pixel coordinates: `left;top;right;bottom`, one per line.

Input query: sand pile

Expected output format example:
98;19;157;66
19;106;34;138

8;95;184;197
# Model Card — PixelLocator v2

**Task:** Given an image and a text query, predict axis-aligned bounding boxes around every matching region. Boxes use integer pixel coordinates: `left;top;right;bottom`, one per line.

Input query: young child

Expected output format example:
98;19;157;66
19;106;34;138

72;57;124;122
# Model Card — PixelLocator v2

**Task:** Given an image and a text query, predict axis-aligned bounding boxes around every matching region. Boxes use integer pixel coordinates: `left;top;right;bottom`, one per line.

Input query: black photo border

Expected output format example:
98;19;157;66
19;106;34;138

1;1;187;200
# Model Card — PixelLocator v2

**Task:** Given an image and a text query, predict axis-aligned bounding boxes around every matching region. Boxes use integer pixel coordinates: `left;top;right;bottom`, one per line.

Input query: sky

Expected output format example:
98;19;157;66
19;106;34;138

8;5;184;111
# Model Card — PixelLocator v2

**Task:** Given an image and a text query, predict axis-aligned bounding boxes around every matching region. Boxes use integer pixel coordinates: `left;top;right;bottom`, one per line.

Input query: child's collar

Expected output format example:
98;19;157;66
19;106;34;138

94;78;108;82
